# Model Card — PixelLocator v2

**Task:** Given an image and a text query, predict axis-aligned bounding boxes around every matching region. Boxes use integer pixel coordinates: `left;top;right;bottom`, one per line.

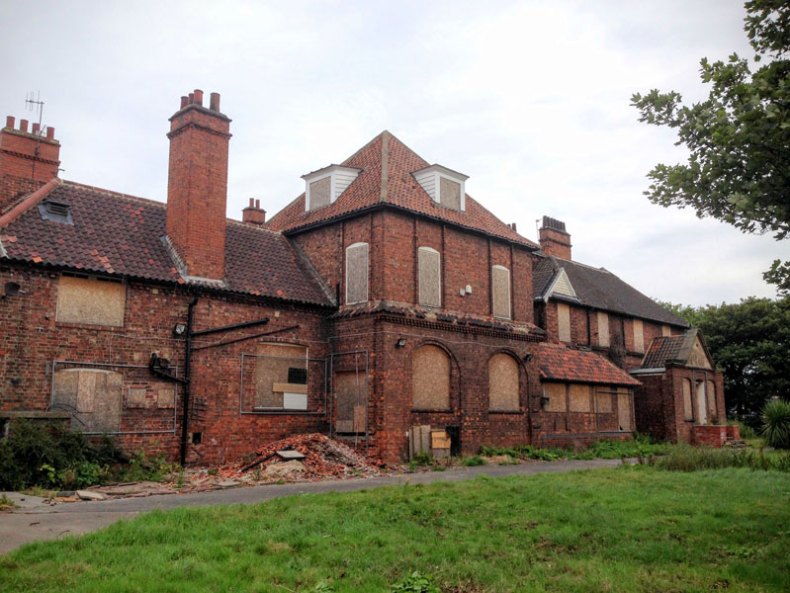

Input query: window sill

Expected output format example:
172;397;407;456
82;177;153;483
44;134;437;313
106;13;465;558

488;410;522;415
245;409;323;416
55;321;124;331
411;408;453;414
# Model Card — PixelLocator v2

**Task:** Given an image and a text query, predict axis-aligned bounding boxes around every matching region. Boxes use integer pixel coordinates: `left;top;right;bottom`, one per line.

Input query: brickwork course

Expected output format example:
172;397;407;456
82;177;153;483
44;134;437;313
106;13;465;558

0;89;732;466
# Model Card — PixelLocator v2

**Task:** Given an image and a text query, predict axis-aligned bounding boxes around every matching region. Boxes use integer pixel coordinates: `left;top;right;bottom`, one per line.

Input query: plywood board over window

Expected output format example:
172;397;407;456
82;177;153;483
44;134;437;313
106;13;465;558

418;247;441;308
706;380;717;419
440;177;461;210
557;302;571;343
682;378;694;421
633;319;644;353
543;382;566;412
617;387;633;431
254;343;308;410
569;384;592;412
594;387;612;413
56;275;125;326
492;265;511;319
488;353;520;411
345;242;369;304
52;368;123;433
309;176;331;210
412;345;450;410
597;311;610;347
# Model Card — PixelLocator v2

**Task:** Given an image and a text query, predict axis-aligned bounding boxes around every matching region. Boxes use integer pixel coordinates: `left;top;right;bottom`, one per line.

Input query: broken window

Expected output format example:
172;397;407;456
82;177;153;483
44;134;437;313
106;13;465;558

345;242;369;304
682;378;694;421
412;345;450;410
543;382;566;412
491;265;511;319
254;343;309;410
418;247;442;308
569;383;592;412
56;274;125;327
488;353;519;411
557;302;571;343
597;311;610;347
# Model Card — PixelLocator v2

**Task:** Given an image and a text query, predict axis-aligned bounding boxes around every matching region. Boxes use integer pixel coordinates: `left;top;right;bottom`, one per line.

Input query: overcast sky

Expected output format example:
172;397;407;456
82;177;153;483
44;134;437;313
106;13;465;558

2;0;786;306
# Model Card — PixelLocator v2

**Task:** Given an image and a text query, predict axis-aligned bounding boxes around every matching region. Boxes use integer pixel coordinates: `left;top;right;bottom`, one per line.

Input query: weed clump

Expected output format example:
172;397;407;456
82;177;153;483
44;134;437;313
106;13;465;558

650;445;790;472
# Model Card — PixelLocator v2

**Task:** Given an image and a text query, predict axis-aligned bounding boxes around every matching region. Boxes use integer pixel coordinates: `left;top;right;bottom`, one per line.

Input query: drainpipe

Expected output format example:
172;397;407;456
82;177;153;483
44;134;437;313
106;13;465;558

179;297;198;466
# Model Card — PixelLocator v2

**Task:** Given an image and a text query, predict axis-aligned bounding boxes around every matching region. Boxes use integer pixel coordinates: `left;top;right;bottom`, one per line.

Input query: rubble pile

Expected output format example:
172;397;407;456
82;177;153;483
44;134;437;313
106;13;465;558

238;433;381;482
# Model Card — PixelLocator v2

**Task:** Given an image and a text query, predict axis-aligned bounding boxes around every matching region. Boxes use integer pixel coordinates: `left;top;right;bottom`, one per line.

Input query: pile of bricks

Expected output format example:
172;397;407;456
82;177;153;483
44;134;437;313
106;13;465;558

237;433;381;480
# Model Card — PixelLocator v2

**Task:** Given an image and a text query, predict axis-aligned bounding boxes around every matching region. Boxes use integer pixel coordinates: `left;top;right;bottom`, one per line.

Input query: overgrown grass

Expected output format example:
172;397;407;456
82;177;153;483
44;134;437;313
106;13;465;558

480;434;669;462
650;444;790;472
1;467;788;592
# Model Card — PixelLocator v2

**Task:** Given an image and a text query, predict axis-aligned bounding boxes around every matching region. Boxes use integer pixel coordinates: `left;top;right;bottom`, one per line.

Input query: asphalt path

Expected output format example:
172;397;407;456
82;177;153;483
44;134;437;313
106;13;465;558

0;458;623;554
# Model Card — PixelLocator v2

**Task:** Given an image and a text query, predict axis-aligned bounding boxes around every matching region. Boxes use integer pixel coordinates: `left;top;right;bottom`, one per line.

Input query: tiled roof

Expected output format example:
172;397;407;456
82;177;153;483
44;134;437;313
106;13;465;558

640;329;705;369
0;181;333;306
533;255;687;327
538;343;641;386
266;131;539;249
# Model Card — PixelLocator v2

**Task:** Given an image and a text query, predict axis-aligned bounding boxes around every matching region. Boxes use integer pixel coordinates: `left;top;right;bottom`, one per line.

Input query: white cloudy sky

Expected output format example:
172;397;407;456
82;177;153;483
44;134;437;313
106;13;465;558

2;0;786;306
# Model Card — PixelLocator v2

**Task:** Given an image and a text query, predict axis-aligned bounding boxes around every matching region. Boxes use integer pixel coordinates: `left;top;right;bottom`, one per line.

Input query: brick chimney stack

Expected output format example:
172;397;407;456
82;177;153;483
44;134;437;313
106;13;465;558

166;89;232;280
0;115;61;210
539;216;572;260
242;198;266;225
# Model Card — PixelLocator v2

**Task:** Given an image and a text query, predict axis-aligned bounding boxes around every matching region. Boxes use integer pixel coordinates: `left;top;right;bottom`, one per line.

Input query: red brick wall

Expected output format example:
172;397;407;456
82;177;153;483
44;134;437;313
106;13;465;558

165;94;230;280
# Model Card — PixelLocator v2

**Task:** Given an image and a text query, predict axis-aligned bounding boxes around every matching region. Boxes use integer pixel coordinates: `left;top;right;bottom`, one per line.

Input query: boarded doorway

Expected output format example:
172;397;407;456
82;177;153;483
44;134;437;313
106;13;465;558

334;370;367;434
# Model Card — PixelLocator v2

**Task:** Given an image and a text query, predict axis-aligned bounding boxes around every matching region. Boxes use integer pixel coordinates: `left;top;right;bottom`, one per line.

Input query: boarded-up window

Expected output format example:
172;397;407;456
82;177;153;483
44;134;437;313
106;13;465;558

52;368;123;433
597;311;610;347
309;176;331;210
662;325;672;337
254;343;308;410
345;242;369;304
633;319;644;353
439;177;461;210
488;353;519;411
595;388;613;413
682;378;694;421
569;384;592;412
412;345;450;409
707;380;717;418
558;302;571;343
418;247;441;308
543;382;566;412
335;371;367;434
617;387;632;431
492;265;511;319
56;275;125;327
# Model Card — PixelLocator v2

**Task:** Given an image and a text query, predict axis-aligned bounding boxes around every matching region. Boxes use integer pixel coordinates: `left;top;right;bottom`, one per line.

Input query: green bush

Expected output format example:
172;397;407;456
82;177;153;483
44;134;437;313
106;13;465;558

761;398;790;450
0;419;126;490
461;455;485;467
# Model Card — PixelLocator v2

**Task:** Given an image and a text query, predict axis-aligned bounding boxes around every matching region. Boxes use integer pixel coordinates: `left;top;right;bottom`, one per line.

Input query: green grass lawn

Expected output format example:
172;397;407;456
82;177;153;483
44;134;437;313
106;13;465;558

1;467;788;592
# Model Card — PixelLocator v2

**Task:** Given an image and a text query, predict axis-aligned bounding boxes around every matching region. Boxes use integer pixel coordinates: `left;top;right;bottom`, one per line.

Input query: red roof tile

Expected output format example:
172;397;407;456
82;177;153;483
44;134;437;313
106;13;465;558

0;181;333;307
538;343;641;386
267;131;539;249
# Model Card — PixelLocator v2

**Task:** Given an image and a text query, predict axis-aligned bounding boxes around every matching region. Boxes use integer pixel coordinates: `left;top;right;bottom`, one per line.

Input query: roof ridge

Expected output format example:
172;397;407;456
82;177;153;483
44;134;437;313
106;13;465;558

379;131;390;202
0;178;61;227
61;180;167;208
226;218;284;236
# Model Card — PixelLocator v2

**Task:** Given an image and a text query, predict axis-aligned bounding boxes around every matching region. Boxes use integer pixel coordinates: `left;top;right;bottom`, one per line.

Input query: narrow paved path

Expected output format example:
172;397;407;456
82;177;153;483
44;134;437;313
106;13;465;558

0;458;623;554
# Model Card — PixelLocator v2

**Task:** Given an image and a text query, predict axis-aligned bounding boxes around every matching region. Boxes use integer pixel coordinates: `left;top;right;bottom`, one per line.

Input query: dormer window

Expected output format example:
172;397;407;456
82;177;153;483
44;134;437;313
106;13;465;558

38;200;73;224
302;165;361;212
413;164;468;212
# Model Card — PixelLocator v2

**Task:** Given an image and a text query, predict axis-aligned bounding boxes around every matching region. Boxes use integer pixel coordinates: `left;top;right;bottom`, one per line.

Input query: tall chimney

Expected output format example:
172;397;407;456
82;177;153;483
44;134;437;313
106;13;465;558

242;198;266;225
539;216;572;260
0;115;61;210
165;89;232;280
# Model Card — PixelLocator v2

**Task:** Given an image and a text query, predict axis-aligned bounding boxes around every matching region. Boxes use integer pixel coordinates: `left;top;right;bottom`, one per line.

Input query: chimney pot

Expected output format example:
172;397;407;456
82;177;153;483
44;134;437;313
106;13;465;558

209;92;220;111
46;126;55;140
5;116;14;129
193;89;204;106
32;122;40;135
180;95;189;109
249;197;255;207
188;92;194;104
255;199;260;208
20;119;29;133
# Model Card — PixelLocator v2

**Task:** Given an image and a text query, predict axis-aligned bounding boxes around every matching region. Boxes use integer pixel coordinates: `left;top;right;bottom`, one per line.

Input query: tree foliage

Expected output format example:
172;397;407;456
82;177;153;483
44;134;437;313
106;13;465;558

632;1;790;293
663;296;790;424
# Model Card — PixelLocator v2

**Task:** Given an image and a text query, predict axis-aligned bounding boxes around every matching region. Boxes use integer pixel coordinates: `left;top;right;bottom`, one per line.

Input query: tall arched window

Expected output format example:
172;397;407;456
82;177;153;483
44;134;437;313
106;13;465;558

418;247;441;308
488;353;520;411
491;265;511;319
682;378;694;421
412;345;450;410
706;380;717;419
345;242;369;304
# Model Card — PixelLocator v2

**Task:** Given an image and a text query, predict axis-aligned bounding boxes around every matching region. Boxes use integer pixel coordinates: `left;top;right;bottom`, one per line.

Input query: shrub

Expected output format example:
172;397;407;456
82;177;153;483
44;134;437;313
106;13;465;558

462;456;486;467
761;399;790;450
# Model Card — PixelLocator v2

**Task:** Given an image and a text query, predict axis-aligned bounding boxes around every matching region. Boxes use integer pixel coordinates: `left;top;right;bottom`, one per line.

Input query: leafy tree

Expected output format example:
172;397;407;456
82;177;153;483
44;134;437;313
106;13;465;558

632;1;790;293
665;296;790;424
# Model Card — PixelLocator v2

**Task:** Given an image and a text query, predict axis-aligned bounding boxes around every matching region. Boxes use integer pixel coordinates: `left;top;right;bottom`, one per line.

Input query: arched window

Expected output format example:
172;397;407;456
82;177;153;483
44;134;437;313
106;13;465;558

706;380;717;419
491;265;511;319
345;242;369;304
412;345;450;410
682;378;694;421
489;353;520;411
418;247;441;308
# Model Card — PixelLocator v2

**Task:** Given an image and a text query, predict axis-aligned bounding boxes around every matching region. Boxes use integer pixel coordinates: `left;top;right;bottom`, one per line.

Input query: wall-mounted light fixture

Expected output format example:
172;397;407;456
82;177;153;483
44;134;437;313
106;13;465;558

395;337;407;348
172;323;188;337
